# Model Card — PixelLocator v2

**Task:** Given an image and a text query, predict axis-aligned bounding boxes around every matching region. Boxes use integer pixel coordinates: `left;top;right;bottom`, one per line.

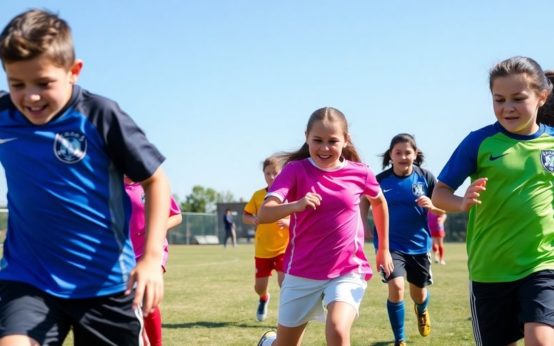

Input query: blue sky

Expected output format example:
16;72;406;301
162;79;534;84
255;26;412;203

1;1;553;204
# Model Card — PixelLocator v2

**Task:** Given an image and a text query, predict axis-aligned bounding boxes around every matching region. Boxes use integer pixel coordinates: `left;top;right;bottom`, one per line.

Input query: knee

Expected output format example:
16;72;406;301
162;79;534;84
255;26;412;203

326;323;350;346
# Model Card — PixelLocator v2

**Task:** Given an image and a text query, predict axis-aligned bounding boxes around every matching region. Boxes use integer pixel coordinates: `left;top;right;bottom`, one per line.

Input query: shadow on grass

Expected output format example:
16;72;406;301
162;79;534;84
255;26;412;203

369;342;393;346
163;321;269;330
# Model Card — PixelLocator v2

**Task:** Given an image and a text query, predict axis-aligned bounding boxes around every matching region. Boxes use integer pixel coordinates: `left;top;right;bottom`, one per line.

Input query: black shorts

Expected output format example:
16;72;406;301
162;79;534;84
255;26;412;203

0;280;142;346
384;250;433;288
470;270;554;346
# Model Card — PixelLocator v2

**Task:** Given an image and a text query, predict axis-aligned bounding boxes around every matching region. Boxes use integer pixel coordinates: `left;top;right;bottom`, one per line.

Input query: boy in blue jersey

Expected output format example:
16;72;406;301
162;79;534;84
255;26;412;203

433;56;554;345
0;9;171;346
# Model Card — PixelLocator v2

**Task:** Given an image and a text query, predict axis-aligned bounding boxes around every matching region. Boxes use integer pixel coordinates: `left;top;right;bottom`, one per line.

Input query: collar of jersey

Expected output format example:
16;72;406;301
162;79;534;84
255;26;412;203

307;157;346;172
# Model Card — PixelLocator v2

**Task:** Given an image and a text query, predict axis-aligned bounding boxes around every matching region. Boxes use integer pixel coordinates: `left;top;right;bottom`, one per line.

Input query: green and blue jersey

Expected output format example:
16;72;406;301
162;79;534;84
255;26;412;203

438;122;554;282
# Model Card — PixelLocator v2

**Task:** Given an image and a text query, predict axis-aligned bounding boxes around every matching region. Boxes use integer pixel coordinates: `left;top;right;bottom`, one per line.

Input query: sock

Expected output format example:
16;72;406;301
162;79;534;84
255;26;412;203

438;246;444;260
144;306;163;346
416;291;430;315
387;300;405;342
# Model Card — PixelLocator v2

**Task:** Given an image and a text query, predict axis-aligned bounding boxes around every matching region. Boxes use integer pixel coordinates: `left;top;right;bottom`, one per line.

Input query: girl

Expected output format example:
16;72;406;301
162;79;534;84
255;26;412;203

428;212;447;265
243;156;289;322
256;107;392;346
125;177;183;346
361;133;443;346
432;56;554;346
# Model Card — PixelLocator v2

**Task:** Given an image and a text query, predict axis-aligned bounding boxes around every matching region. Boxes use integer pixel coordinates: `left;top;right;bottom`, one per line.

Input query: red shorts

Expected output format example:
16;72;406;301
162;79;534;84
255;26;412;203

255;254;285;278
431;229;445;238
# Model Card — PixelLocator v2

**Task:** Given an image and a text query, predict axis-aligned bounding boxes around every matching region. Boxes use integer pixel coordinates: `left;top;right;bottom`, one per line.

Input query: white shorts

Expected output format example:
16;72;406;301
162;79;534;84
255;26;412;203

278;272;367;327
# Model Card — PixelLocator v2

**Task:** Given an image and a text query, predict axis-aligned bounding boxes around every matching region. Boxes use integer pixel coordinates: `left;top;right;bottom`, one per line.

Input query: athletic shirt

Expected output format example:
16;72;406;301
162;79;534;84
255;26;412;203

374;166;436;254
0;86;165;298
438;122;554;282
427;212;444;233
267;158;381;280
244;188;289;258
125;182;181;268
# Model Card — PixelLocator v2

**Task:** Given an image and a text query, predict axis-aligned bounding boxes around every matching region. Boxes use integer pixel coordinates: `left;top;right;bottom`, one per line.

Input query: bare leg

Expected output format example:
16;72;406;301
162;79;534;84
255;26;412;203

326;301;357;346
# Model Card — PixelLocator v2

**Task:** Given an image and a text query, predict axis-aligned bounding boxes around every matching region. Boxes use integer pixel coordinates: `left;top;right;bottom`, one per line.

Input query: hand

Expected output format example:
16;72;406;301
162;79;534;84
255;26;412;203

126;255;164;316
461;178;487;211
375;248;394;278
294;192;322;212
276;218;289;229
415;195;433;209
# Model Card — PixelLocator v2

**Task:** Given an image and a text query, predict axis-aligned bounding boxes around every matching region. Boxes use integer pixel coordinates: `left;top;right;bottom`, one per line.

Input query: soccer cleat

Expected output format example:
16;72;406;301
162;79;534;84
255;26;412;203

414;304;431;337
257;330;277;346
394;341;407;346
256;294;270;321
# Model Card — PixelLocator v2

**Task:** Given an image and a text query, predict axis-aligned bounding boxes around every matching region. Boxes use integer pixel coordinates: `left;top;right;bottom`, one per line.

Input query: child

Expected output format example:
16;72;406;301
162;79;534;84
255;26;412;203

256;107;393;346
361;133;443;346
0;9;171;345
243;156;289;322
125;177;182;346
223;208;237;248
432;56;554;346
428;212;447;265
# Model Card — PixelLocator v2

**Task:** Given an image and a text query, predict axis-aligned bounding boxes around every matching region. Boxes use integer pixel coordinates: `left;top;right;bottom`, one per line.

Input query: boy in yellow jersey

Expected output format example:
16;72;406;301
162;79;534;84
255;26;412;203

243;156;289;321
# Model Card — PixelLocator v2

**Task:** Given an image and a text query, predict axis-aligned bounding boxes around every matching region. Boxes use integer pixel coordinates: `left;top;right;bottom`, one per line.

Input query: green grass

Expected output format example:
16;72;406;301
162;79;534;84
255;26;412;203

159;243;475;345
34;242;497;345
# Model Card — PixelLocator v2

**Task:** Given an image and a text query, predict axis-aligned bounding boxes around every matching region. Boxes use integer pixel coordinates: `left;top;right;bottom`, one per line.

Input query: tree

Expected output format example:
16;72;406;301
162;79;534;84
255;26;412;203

180;186;235;213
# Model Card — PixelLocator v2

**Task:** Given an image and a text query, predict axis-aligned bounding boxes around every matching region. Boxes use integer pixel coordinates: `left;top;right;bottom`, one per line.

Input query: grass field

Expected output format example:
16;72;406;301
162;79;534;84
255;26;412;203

157;242;477;346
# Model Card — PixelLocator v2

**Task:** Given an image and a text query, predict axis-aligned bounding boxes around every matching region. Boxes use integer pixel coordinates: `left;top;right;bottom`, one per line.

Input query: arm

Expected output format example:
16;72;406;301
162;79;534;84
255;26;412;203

167;213;182;231
431;178;487;212
258;192;322;224
415;195;446;215
369;193;393;276
126;167;171;315
242;212;258;226
359;196;372;239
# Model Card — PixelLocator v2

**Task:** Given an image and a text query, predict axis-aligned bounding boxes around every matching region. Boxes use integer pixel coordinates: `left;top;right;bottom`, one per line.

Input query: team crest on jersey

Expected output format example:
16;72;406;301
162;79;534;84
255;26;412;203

412;182;425;197
541;150;554;172
54;131;87;164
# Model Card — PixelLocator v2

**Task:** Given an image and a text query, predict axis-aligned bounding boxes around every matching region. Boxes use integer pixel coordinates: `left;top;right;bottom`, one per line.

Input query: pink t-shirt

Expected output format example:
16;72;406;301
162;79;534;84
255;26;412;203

125;182;181;268
267;158;381;280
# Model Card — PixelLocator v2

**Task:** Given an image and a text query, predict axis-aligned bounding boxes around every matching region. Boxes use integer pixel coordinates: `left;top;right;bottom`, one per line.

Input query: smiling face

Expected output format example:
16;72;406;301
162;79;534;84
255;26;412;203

390;141;417;176
305;119;347;169
4;54;82;125
492;73;548;136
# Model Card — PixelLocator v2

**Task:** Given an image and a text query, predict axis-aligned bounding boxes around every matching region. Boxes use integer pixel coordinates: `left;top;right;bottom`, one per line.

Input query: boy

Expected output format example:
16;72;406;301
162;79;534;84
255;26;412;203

0;9;171;345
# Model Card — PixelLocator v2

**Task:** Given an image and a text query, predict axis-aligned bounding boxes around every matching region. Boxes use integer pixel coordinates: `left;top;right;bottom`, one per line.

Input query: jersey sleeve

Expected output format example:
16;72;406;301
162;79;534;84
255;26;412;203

437;129;488;190
79;89;165;182
363;165;381;199
169;196;181;216
421;168;437;197
244;192;258;215
267;161;297;202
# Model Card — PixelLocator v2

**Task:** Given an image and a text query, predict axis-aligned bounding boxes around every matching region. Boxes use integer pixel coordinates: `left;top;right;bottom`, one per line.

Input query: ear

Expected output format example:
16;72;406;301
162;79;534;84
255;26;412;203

344;133;352;148
69;59;84;84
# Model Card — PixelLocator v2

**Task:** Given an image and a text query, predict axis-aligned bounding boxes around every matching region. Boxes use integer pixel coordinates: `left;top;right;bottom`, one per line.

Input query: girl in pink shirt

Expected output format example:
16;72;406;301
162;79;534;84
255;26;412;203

256;107;393;346
125;177;182;346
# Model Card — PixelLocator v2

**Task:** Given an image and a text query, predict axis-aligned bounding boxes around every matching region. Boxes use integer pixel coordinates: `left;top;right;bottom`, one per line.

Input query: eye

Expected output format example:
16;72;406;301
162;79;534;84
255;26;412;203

9;83;24;89
38;81;53;88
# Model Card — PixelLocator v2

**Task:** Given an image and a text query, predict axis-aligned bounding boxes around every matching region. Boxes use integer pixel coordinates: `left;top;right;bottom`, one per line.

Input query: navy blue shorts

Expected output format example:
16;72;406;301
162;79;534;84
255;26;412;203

470;270;554;346
384;250;433;288
0;280;142;345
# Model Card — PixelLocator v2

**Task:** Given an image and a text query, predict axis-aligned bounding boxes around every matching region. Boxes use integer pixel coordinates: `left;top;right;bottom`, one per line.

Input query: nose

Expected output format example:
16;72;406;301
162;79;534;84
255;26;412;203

25;90;41;103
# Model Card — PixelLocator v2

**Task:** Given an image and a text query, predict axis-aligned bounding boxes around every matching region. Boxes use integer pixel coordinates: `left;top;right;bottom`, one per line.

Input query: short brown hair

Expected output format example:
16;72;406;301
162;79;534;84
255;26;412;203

0;9;75;69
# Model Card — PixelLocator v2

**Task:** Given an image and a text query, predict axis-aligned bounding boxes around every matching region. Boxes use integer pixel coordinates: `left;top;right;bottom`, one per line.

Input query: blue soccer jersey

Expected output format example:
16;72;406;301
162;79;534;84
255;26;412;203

438;122;554;282
374;166;436;254
0;86;165;298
